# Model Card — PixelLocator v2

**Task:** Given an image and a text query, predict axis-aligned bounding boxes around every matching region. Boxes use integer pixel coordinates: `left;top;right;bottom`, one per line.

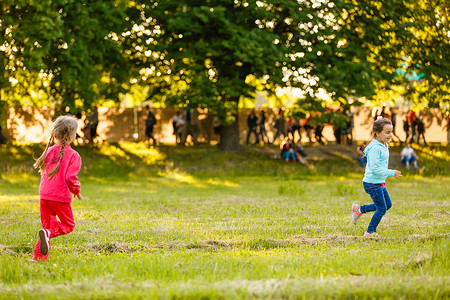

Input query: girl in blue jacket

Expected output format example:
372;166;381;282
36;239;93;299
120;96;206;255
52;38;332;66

352;117;402;237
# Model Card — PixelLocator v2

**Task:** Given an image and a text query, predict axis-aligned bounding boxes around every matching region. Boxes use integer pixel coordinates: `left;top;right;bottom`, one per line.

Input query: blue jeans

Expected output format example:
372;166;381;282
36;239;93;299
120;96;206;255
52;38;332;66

401;155;416;164
361;182;392;233
282;151;296;161
359;156;367;167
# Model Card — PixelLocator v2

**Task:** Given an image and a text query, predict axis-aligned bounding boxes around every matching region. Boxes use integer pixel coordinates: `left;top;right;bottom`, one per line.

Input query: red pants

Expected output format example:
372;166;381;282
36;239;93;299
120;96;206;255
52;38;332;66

33;199;75;261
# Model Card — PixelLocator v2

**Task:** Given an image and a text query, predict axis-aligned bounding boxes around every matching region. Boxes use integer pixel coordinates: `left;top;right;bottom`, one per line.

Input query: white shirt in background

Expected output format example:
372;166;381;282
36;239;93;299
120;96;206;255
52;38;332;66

401;147;415;158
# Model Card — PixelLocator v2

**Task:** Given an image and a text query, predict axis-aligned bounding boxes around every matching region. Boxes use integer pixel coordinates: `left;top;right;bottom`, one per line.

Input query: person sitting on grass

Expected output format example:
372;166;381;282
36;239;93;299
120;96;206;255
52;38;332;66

401;143;419;169
294;140;307;165
280;138;296;164
356;141;368;167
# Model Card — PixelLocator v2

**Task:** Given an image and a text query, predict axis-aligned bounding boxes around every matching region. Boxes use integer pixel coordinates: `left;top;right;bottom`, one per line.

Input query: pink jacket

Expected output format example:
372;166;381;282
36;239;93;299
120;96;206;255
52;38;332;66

39;144;82;203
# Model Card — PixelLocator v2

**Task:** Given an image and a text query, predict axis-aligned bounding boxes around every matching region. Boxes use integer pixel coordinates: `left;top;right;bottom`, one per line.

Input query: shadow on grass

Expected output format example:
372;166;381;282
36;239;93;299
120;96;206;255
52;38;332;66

2;143;449;182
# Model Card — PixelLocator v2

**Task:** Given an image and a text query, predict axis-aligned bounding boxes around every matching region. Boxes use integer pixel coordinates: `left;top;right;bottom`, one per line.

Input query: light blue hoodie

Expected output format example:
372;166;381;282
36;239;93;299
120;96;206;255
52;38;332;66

363;139;396;184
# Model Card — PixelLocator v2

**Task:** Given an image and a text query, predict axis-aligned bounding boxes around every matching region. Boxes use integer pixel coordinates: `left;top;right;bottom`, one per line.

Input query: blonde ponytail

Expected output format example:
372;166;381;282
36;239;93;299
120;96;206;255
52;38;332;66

47;138;67;179
33;135;54;173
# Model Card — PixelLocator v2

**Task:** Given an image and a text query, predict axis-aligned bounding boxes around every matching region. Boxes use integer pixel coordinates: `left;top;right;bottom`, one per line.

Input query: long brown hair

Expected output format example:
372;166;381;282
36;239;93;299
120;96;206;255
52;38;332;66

33;115;78;178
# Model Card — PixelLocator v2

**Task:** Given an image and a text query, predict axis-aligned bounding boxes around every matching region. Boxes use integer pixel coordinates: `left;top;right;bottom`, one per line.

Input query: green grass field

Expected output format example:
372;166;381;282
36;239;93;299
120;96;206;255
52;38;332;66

0;143;449;299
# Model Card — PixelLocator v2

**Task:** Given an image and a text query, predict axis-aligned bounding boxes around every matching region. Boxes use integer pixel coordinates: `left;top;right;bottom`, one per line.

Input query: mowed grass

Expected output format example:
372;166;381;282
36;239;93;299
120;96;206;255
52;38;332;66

0;143;449;299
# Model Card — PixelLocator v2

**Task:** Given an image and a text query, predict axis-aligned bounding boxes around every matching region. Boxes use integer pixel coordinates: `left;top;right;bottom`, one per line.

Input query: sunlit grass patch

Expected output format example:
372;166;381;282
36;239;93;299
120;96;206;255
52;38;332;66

0;172;38;184
118;142;166;165
96;143;130;162
0;194;37;203
206;178;239;187
157;169;202;186
414;144;450;161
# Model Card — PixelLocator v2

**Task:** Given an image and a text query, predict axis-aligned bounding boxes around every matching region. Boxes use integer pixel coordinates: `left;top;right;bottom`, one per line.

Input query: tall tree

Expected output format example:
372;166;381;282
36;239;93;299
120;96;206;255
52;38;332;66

0;0;130;113
131;0;427;150
401;1;449;112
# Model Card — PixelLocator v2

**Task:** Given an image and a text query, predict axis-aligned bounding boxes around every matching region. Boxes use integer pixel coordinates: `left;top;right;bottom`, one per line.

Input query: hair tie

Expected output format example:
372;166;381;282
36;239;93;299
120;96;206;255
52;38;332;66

376;116;383;120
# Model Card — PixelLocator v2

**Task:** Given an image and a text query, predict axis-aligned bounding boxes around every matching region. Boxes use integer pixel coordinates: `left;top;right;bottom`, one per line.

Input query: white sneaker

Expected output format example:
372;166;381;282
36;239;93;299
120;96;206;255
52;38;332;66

39;229;50;255
363;231;378;237
351;204;362;225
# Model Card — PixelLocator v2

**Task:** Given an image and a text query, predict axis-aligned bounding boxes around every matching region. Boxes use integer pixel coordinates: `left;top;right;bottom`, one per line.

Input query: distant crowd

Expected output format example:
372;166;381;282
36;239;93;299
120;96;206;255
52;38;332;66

0;105;440;154
44;105;434;153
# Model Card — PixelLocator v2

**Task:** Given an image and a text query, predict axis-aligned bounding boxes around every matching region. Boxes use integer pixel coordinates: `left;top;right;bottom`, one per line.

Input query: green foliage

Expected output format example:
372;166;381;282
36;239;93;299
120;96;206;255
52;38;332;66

0;0;130;112
400;1;450;112
1;0;449;148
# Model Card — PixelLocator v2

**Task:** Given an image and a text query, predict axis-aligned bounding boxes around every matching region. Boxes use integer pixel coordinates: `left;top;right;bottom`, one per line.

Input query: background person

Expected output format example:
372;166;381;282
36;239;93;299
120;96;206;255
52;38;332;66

294;140;307;164
89;105;99;143
401;143;419;169
407;110;416;143
280;138;296;164
387;107;401;144
345;110;354;145
416;117;427;146
257;110;269;144
171;111;184;144
246;110;259;145
356;141;368;167
182;108;200;145
403;117;410;144
272;109;286;143
145;106;157;145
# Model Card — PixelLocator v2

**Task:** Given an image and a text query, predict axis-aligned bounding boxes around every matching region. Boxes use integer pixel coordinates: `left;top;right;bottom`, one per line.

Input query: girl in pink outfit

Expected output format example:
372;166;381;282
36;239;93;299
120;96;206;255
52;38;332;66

31;115;84;262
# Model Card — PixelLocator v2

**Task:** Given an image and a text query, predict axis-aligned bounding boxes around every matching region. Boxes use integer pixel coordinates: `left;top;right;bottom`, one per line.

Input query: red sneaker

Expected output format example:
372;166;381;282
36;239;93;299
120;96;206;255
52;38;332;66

352;204;362;225
39;229;50;255
363;231;378;237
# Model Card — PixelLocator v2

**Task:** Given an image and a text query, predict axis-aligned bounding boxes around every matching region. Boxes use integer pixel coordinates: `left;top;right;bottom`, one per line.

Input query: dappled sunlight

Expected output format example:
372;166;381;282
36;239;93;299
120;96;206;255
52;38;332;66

8;147;20;156
1;173;39;184
118;142;166;165
97;143;130;162
85;176;121;184
418;150;450;162
157;170;204;187
154;173;239;188
100;185;157;195
347;173;365;179
414;145;450;161
0;194;37;203
206;179;239;187
0;194;38;213
306;164;317;173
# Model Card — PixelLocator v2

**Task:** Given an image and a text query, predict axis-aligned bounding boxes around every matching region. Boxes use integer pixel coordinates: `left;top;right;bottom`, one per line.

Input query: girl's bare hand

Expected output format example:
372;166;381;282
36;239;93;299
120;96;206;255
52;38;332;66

394;170;402;178
75;194;84;200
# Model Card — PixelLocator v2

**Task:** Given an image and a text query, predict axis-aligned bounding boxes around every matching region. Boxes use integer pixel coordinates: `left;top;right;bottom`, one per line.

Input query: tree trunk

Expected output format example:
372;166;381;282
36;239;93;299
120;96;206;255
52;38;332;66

447;116;450;145
218;113;241;151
